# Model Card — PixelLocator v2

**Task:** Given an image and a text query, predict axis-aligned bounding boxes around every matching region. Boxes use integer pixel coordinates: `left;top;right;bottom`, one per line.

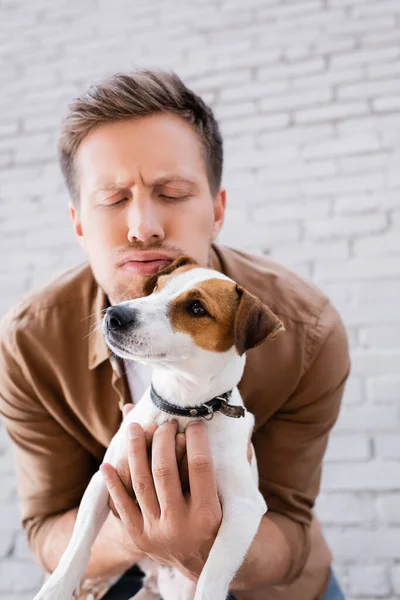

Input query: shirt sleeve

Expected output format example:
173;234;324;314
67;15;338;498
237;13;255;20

0;313;99;564
253;300;351;583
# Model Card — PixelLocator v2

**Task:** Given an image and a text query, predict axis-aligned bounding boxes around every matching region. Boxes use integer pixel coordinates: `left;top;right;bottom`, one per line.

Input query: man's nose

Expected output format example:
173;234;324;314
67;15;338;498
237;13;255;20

106;306;138;331
127;195;165;244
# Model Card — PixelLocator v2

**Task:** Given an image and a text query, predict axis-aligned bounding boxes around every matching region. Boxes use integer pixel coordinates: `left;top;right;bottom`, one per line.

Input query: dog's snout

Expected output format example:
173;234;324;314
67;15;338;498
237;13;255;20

106;306;137;331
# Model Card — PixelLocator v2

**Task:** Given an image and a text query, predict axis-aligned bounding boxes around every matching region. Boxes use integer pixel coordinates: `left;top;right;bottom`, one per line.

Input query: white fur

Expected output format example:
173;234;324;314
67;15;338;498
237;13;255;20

34;267;267;600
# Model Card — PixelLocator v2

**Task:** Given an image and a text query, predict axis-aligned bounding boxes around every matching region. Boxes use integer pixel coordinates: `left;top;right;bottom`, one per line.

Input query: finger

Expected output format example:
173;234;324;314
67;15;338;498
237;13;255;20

144;423;158;451
116;456;133;490
127;423;160;518
178;453;190;495
185;422;219;509
175;433;186;464
122;403;134;418
151;421;184;513
101;463;142;537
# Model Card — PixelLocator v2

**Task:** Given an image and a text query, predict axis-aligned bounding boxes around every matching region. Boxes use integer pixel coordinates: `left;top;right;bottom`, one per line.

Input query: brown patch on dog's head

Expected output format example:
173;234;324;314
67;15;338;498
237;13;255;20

142;256;197;296
234;285;284;356
168;279;240;352
168;279;284;354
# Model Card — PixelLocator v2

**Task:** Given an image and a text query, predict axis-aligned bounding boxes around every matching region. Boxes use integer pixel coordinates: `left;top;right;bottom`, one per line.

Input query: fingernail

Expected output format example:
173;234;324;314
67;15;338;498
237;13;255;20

128;423;141;439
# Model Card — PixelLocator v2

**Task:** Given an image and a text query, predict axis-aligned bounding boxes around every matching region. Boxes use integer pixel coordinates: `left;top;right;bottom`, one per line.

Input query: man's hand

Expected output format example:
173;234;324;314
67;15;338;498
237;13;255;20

101;419;222;581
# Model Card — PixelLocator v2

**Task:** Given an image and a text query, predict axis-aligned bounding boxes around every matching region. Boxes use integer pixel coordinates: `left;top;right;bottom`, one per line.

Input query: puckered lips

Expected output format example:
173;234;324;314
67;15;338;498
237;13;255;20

117;251;174;275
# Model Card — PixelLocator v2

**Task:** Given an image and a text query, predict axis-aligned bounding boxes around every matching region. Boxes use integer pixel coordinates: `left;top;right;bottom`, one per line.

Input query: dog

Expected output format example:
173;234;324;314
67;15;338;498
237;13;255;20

33;256;284;600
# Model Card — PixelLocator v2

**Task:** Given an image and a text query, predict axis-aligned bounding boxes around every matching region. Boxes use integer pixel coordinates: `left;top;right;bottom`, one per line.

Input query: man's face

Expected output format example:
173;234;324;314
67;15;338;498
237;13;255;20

70;113;226;304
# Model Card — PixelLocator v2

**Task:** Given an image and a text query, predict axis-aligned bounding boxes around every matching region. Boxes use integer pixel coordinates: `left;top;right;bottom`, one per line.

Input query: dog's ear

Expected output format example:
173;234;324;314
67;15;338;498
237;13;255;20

234;284;284;356
142;256;197;296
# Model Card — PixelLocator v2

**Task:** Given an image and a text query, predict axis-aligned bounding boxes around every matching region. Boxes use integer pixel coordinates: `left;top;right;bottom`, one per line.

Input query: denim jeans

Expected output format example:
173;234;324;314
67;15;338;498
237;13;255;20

102;566;345;600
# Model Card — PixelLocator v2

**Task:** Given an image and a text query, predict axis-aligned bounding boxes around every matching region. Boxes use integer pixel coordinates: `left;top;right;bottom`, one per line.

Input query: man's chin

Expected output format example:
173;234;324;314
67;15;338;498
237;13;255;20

103;274;149;305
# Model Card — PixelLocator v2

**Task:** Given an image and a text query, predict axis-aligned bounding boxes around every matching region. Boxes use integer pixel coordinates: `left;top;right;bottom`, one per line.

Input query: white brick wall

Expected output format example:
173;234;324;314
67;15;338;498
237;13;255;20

0;0;399;597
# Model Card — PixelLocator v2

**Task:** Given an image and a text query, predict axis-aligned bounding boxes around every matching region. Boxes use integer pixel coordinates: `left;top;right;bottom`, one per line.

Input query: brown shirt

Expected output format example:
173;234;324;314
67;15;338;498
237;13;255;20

0;244;350;600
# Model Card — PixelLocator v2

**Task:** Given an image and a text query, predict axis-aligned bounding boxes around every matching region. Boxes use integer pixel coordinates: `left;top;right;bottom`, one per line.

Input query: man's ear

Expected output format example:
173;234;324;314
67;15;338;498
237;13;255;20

142;256;197;296
234;285;284;356
69;203;85;250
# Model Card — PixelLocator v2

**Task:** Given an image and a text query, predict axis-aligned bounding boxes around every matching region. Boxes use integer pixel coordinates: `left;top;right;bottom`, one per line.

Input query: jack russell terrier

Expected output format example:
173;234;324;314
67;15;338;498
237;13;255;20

33;256;284;600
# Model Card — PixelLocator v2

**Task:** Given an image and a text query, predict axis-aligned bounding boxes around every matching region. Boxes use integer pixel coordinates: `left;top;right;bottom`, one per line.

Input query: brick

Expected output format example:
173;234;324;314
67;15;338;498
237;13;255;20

324;527;400;560
361;29;400;48
0;475;16;502
260;87;331;113
254;199;330;222
335;405;399;432
220;79;289;102
218;221;301;250
368;378;400;403
215;101;257;121
359;325;400;348
314;257;400;282
352;280;400;302
316;492;375;524
351;349;400;377
0;559;43;592
368;60;400;79
306;213;387;240
301;172;384;196
347;564;391;597
302;134;380;159
13;534;31;561
257;0;323;20
323;459;400;492
337;154;389;176
341;302;400;327
325;433;371;461
377;493;400;523
352;0;400;17
272;240;348;262
393;565;400;594
184;68;252;91
331;46;400;69
292;67;364;90
221;113;289;136
0;503;20;532
295;102;369;124
259;57;325;81
258;160;336;184
225;145;298;171
258;123;335;147
338;78;400;100
374;434;400;460
325;16;396;36
373;95;400;112
333;193;384;213
342;377;364;405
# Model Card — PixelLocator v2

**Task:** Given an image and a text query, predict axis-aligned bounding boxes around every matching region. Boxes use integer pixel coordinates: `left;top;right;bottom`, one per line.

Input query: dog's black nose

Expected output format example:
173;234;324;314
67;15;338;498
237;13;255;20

106;306;137;331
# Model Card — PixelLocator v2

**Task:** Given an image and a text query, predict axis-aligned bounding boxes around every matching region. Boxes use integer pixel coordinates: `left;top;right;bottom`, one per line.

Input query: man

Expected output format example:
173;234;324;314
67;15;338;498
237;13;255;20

0;70;349;600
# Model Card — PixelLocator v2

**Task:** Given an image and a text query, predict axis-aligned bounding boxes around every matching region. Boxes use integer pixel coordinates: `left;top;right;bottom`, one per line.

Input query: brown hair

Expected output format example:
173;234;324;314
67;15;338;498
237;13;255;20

58;69;224;204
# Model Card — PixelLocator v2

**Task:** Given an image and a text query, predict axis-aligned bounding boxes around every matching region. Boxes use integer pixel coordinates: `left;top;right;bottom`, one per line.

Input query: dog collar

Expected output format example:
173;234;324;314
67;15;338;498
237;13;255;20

150;384;245;421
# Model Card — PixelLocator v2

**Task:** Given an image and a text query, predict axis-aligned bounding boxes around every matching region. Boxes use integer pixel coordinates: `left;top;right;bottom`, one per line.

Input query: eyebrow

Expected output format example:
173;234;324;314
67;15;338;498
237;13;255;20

92;174;197;196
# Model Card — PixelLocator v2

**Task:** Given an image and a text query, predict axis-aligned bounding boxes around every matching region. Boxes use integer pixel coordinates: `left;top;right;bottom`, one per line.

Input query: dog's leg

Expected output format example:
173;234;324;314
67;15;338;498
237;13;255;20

33;424;131;600
193;468;267;600
33;469;111;600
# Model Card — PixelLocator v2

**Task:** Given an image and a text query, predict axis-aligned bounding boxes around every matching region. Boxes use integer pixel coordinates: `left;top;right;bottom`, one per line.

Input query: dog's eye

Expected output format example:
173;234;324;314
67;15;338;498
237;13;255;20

187;300;207;317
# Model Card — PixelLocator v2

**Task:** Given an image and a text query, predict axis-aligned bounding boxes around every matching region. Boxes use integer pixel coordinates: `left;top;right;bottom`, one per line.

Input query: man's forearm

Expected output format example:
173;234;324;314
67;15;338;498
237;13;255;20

230;515;293;592
39;507;144;580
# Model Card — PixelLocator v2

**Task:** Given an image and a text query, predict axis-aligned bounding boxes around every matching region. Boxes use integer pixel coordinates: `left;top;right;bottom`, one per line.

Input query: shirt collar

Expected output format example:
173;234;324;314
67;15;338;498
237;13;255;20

88;243;225;370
